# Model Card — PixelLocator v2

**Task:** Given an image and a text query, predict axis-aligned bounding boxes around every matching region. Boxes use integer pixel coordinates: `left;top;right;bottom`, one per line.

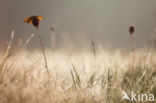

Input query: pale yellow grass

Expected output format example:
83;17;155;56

0;47;156;103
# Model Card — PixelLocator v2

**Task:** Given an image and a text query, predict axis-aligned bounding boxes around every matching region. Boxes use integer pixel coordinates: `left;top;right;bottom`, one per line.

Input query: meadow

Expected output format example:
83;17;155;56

0;31;156;103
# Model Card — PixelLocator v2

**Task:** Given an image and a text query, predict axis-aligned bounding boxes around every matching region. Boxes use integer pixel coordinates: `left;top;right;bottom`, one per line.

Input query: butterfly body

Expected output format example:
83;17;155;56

24;15;43;29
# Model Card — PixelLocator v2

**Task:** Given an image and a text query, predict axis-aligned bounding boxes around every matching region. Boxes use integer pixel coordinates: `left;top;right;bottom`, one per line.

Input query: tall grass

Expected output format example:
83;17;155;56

0;31;155;103
0;31;14;83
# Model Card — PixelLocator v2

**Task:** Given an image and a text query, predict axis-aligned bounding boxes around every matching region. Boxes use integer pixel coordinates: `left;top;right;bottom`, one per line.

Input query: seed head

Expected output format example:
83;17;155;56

51;24;56;31
129;25;135;35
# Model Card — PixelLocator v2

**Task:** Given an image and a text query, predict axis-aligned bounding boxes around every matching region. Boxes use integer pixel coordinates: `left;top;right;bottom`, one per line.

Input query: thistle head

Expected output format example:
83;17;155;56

129;25;135;35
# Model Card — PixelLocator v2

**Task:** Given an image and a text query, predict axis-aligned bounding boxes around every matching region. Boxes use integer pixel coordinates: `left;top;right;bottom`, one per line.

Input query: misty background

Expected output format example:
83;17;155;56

0;0;156;50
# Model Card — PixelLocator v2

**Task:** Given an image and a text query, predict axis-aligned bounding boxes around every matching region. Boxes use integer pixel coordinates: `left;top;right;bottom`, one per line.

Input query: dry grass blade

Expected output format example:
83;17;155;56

91;41;96;59
70;69;76;85
72;63;81;88
23;33;34;47
0;31;14;83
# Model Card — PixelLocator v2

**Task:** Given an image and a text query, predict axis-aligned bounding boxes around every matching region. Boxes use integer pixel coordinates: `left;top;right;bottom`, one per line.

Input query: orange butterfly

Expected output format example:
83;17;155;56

24;15;44;29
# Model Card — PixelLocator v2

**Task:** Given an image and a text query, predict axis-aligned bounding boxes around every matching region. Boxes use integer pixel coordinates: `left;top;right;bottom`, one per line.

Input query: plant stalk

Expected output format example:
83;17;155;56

37;29;50;78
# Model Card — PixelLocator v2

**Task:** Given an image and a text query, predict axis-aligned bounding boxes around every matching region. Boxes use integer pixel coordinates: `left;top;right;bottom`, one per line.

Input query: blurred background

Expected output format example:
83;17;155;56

0;0;156;50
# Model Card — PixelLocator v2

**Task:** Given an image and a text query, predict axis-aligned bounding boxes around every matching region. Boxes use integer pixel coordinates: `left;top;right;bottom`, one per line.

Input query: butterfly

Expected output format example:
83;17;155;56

24;15;44;29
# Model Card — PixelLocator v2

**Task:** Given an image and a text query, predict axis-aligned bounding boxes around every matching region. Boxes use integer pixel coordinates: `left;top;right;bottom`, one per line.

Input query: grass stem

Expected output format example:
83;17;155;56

130;34;134;68
37;29;50;78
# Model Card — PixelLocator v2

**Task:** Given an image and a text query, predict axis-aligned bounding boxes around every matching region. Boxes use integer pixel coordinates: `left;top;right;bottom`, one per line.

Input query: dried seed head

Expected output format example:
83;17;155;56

51;24;56;31
129;25;135;35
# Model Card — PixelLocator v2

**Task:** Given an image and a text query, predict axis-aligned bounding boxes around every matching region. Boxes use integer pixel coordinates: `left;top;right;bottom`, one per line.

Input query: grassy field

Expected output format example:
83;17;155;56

0;32;156;103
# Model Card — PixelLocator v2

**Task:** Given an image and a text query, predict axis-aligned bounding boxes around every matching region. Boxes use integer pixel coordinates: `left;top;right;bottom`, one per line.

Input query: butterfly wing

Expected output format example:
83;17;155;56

37;16;44;21
24;16;43;25
24;17;33;24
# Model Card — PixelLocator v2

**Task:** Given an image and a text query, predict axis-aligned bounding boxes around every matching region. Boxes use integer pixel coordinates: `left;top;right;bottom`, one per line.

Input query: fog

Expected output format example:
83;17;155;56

1;0;156;50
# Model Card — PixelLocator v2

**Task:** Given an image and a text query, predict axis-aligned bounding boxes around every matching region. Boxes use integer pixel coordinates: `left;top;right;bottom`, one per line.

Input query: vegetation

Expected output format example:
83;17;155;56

0;31;155;103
